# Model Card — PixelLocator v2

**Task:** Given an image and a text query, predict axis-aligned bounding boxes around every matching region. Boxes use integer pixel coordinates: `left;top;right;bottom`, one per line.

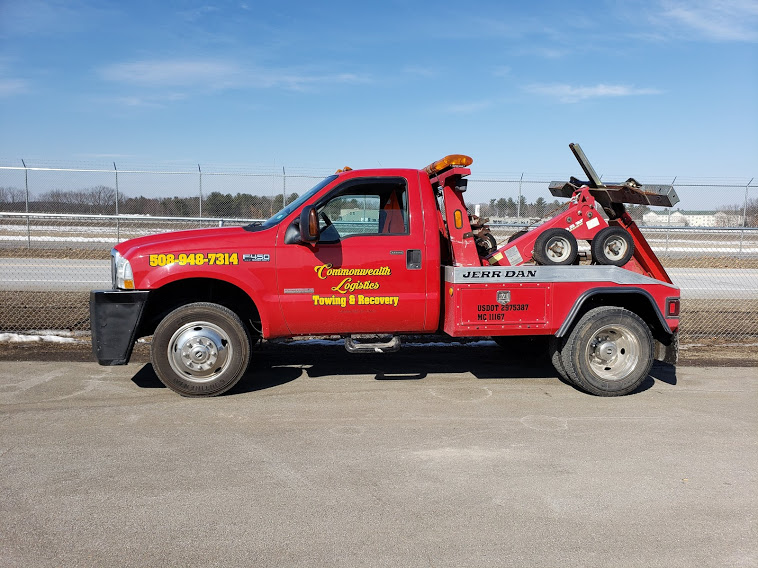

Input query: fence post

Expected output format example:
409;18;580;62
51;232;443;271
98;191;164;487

22;159;30;249
665;177;676;258
517;173;523;219
114;162;120;243
198;164;203;219
740;178;753;254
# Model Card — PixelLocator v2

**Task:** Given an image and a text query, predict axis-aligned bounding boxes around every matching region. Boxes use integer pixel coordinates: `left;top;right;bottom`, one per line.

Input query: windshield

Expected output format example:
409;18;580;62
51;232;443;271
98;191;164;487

254;175;338;229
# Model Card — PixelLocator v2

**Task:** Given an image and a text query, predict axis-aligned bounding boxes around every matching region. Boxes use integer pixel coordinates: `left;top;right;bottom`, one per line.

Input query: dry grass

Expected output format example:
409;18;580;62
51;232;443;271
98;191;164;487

0;247;110;260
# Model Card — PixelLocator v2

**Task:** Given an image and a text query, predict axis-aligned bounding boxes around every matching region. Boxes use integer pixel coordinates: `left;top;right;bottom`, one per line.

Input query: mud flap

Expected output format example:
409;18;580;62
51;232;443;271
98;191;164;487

90;290;150;365
655;332;679;365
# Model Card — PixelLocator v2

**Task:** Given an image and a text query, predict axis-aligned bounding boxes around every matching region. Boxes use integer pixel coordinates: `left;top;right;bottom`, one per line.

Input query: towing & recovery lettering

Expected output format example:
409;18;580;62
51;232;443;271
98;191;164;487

356;294;399;307
311;294;399;308
312;295;348;308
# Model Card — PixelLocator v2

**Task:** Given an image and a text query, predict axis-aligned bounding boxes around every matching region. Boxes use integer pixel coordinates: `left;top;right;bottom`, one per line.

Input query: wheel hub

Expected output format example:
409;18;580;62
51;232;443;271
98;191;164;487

547;238;568;260
604;237;627;260
168;322;231;382
586;325;640;381
595;340;618;362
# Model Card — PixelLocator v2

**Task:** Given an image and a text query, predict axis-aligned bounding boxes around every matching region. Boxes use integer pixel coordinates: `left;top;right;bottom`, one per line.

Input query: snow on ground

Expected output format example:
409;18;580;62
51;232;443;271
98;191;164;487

0;332;86;343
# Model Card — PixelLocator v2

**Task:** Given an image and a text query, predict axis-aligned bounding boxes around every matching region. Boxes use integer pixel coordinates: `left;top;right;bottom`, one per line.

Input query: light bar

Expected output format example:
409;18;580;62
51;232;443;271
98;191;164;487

424;154;473;175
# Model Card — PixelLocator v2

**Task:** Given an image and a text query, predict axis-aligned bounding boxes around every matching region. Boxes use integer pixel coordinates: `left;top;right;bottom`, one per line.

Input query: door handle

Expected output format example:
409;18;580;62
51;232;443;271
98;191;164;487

406;249;422;270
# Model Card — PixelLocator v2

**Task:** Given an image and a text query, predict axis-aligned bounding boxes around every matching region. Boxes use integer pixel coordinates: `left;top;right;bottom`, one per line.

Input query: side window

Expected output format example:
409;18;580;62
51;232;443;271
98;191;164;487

317;180;408;241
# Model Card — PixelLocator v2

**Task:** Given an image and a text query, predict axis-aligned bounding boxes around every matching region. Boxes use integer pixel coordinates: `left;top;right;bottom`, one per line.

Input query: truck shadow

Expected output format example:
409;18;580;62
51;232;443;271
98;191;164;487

130;341;677;395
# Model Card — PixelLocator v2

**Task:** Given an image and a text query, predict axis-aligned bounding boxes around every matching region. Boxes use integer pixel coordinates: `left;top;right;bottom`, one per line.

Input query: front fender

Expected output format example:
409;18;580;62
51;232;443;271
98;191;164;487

142;266;281;338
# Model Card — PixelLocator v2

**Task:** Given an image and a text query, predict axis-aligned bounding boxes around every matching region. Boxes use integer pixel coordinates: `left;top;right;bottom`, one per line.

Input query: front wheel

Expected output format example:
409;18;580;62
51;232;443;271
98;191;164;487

561;307;653;396
151;302;251;397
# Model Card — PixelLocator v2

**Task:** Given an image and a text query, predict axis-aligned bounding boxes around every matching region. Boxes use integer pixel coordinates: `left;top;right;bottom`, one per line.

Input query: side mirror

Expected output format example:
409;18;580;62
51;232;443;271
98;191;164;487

299;206;320;243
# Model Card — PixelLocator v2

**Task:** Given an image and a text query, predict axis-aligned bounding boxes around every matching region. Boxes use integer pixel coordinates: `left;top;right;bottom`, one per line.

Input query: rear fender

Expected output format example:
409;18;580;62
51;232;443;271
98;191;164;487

557;287;671;339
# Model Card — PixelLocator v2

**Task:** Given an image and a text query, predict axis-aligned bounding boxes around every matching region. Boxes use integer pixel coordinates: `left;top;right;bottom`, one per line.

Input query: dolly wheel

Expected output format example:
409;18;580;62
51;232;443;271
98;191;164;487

507;230;527;243
591;227;634;266
533;228;578;265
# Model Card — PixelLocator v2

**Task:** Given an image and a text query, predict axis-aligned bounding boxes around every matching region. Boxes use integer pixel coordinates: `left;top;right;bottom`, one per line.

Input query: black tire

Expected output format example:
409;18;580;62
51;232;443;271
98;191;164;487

561;306;654;396
151;302;251;397
507;230;527;243
591;226;634;266
533;228;578;265
476;232;498;257
548;336;572;384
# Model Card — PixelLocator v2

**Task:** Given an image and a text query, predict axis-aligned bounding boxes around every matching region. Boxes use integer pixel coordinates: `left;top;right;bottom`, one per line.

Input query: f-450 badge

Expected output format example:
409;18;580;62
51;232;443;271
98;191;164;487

243;253;271;262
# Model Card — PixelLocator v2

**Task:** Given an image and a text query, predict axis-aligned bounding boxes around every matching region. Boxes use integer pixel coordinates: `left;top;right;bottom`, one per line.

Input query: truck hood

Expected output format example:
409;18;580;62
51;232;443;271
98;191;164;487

115;225;271;258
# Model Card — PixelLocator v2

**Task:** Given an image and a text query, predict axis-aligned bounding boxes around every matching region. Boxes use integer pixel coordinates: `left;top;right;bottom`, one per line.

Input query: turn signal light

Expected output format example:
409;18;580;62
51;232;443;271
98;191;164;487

424;154;473;175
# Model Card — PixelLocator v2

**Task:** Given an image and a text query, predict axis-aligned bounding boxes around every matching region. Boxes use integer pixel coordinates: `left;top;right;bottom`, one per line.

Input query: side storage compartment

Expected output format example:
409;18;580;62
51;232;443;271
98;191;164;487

443;267;553;337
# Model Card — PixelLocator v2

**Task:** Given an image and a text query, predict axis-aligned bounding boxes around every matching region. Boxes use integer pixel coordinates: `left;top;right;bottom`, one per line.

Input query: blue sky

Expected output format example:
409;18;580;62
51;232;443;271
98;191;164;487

0;0;756;183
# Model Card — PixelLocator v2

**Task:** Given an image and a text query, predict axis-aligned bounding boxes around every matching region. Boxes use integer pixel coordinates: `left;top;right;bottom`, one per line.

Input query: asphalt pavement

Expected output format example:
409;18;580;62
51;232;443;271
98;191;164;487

1;342;755;567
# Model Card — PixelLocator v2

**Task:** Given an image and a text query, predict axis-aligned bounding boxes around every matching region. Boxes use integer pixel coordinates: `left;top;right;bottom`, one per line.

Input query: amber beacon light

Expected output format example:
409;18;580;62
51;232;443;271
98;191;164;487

424;154;473;175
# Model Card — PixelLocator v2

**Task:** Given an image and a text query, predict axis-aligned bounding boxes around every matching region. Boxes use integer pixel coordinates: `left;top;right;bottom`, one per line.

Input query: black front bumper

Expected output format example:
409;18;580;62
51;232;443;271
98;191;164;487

90;290;150;365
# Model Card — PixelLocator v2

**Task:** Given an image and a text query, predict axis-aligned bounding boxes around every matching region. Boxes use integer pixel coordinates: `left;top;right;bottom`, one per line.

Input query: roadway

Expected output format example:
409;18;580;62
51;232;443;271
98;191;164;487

0;348;755;567
0;258;756;299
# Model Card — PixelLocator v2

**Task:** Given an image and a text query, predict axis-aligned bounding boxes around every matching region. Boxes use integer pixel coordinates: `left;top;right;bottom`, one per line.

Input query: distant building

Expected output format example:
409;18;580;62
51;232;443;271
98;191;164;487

487;216;543;225
338;208;379;223
642;210;744;227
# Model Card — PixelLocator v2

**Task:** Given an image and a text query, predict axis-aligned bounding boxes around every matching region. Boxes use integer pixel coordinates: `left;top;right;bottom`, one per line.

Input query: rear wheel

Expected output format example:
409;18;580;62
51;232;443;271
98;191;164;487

151;302;251;397
533;228;578;265
548;336;571;384
561;307;653;396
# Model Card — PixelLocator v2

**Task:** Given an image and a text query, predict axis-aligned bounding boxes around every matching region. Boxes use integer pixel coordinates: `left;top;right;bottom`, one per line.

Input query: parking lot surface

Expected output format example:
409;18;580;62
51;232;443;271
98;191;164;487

1;342;756;567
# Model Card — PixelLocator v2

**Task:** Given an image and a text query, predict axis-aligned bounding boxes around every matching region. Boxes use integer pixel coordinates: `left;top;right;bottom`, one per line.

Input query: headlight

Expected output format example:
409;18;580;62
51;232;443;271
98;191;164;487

112;249;135;290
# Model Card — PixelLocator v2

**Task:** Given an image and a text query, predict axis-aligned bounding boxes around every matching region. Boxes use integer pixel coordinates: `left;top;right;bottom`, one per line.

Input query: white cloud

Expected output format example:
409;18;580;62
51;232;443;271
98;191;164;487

0;77;29;97
657;0;758;42
100;59;243;89
525;83;663;103
98;58;371;100
112;93;188;108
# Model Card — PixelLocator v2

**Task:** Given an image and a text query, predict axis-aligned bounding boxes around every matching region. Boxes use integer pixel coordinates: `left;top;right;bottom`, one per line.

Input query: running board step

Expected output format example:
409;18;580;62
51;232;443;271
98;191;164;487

345;335;401;353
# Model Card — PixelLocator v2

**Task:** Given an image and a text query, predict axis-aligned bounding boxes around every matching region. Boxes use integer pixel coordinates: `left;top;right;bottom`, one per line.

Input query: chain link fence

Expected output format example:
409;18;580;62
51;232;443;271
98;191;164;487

1;164;756;344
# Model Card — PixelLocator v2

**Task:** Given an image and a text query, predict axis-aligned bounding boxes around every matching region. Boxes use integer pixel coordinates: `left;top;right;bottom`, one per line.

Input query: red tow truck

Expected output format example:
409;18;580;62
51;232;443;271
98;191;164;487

91;144;680;397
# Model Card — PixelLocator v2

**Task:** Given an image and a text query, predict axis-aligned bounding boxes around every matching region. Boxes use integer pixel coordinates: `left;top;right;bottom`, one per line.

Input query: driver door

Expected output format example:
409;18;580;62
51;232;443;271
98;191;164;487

276;176;428;335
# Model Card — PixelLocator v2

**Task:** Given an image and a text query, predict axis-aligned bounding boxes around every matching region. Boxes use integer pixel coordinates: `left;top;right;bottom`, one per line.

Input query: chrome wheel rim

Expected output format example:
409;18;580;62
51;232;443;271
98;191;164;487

585;324;640;381
167;321;232;382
